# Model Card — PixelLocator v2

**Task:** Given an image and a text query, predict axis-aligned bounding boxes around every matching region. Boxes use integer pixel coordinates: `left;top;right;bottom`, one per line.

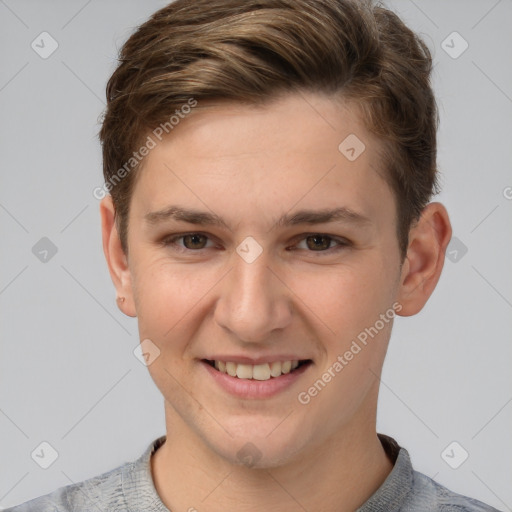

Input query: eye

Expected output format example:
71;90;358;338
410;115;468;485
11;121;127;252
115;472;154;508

162;233;216;252
293;234;349;253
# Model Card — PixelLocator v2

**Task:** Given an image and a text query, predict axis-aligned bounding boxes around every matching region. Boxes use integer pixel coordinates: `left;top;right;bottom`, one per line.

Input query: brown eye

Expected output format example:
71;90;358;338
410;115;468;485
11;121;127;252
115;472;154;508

182;234;208;249
161;233;214;252
292;233;349;254
305;235;334;251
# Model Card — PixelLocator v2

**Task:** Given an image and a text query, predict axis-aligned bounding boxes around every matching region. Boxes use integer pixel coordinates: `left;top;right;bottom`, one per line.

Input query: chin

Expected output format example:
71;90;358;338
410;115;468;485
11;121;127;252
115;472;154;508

208;424;309;470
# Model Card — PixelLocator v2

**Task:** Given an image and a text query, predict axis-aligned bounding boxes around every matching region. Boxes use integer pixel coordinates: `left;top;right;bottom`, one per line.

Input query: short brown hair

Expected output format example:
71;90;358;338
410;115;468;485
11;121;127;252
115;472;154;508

99;0;439;259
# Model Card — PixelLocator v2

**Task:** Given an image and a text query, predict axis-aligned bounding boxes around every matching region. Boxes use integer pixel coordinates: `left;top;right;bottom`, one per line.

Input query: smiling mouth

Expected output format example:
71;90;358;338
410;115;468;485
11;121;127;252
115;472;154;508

203;359;312;381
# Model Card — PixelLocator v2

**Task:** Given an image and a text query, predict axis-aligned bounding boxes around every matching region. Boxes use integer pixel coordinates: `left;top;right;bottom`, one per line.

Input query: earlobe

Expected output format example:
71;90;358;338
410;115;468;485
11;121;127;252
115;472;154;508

100;196;137;317
396;202;452;317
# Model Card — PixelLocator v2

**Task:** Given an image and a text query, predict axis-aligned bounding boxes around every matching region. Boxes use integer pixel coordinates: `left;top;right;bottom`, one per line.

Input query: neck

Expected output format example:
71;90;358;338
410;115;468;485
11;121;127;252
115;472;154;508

151;405;393;512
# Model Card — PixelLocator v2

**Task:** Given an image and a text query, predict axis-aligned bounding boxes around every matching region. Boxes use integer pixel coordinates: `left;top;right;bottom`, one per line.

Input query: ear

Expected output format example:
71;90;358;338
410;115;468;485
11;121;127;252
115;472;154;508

396;202;452;316
100;196;137;317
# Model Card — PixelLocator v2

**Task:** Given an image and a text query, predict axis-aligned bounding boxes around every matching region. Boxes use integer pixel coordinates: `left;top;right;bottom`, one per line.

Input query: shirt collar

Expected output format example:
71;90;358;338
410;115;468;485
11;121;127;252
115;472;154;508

123;433;413;512
356;434;413;511
122;434;169;512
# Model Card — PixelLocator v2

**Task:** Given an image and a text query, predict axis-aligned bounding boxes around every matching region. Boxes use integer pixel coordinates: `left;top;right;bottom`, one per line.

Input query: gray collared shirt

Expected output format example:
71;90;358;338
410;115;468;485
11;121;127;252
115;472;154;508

5;434;502;511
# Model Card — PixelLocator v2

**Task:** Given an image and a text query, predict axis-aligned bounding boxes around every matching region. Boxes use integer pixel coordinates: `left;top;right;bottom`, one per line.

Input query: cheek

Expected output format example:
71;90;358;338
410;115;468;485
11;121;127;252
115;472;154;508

131;257;201;340
295;276;394;431
289;259;396;340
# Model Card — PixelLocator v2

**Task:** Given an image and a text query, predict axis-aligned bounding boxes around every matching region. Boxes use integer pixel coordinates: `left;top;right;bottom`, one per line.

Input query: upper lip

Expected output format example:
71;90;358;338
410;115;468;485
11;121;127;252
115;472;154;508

202;355;312;365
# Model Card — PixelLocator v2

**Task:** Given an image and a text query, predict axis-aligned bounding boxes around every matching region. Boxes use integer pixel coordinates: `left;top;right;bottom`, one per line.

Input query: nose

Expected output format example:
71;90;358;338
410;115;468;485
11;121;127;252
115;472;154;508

214;248;293;343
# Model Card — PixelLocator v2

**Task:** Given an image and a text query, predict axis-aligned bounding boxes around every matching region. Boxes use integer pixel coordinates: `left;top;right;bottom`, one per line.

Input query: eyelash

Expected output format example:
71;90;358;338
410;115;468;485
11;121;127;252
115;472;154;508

160;232;350;255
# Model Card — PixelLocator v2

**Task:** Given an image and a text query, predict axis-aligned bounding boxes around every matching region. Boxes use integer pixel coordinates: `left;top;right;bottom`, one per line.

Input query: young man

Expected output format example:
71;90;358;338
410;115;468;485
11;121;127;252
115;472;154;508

6;0;501;510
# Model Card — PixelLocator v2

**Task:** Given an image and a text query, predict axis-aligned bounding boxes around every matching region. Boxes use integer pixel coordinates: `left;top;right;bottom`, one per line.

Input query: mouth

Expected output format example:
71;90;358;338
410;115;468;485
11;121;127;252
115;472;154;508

202;359;313;381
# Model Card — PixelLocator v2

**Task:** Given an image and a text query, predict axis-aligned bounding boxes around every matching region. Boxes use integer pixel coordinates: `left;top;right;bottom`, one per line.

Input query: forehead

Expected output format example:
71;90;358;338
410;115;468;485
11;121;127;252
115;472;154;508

131;92;393;226
160;93;374;158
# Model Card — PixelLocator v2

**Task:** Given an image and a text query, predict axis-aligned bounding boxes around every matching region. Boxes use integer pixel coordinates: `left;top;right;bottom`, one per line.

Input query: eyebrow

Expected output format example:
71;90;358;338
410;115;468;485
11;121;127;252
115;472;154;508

144;205;372;230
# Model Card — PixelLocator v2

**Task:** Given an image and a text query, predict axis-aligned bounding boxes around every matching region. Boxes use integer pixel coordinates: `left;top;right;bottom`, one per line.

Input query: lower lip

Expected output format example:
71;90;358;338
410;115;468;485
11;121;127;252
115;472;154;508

200;360;312;399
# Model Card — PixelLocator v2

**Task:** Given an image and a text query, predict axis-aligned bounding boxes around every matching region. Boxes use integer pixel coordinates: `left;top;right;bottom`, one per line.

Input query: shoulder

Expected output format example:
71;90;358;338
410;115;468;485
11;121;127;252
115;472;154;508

375;434;502;512
2;459;132;512
3;436;167;512
407;469;503;512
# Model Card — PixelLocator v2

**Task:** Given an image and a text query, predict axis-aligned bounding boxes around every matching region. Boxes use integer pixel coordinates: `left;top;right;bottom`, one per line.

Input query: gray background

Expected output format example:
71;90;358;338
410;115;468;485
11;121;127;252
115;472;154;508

0;0;511;510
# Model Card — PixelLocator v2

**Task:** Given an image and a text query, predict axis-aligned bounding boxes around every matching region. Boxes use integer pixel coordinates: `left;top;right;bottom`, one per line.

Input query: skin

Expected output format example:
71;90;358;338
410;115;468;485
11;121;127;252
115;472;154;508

101;92;452;512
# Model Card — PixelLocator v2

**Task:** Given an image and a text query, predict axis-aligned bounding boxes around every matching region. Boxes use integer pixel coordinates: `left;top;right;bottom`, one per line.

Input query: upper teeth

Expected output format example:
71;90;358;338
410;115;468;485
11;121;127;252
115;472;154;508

213;360;300;380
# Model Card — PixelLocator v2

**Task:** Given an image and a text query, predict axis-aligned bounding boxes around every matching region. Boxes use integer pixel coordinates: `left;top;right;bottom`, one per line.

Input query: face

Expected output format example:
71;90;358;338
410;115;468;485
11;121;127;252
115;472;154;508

111;92;408;466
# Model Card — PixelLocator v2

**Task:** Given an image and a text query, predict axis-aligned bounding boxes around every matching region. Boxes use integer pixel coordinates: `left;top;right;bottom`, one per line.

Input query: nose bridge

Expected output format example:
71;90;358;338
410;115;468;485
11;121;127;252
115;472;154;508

214;243;291;342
